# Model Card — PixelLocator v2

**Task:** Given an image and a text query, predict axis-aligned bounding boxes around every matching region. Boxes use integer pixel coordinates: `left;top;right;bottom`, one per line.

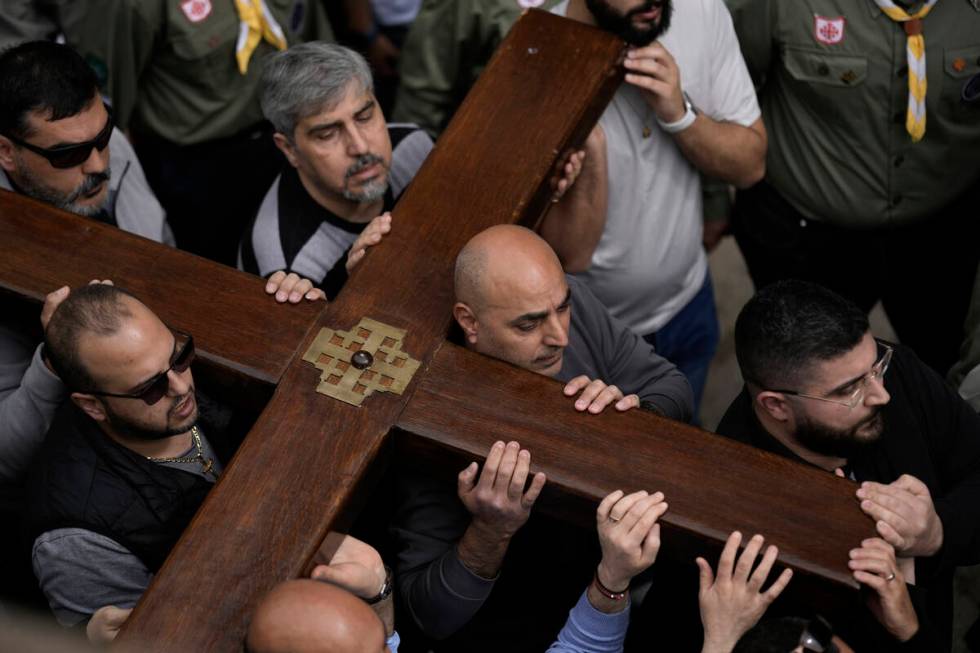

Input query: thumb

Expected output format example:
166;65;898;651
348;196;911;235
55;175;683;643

312;564;355;587
696;557;714;591
457;462;478;495
104;606;132;627
834;467;846;478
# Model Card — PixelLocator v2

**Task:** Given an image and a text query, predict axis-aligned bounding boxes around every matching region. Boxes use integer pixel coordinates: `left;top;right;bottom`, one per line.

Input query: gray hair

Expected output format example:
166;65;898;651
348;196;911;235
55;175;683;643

260;42;374;139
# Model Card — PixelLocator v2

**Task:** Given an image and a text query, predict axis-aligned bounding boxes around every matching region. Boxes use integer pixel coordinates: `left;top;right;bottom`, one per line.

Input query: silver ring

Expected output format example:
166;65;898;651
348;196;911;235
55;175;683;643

885;572;896;582
608;516;620;523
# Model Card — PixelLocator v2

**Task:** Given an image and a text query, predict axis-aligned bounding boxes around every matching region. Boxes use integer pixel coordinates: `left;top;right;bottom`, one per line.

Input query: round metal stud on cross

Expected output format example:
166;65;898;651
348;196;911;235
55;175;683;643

351;350;374;370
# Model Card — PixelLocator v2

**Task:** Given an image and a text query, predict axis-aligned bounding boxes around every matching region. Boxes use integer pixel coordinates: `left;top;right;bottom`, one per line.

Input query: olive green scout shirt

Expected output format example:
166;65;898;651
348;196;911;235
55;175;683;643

727;0;980;227
59;0;333;145
392;0;560;138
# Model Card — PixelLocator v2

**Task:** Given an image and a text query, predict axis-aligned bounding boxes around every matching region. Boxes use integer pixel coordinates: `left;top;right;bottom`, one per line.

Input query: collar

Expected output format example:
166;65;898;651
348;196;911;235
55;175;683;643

281;164;394;236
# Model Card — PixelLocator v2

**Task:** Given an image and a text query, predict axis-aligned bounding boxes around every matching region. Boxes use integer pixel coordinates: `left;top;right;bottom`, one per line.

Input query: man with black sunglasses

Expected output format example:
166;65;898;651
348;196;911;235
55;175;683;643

0;41;172;245
25;283;226;632
716;280;980;652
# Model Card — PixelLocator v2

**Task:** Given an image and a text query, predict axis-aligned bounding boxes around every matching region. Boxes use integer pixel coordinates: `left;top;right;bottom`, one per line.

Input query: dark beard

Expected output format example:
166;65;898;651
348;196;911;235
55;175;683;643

794;409;884;459
104;391;198;441
585;0;673;46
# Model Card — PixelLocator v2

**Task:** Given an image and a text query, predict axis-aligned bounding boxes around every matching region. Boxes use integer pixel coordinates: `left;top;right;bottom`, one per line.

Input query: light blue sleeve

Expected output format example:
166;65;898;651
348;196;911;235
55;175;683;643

386;630;400;653
546;589;631;653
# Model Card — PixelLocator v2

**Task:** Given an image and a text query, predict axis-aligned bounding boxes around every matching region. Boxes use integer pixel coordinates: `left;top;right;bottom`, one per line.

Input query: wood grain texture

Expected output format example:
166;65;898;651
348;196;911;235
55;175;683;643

116;12;626;650
0;189;321;384
398;342;878;589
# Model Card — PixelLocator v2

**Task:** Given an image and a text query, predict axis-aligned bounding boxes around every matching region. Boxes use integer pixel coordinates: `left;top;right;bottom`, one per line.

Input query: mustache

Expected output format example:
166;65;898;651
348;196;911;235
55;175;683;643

345;154;384;180
66;170;111;203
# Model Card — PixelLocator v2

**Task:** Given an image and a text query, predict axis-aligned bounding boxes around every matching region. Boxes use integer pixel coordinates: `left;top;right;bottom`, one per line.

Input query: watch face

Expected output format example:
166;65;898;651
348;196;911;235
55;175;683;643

682;91;697;114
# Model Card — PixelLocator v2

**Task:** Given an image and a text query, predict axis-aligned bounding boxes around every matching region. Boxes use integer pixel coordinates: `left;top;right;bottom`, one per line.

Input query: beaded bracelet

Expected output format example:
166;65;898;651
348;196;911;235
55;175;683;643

592;569;628;601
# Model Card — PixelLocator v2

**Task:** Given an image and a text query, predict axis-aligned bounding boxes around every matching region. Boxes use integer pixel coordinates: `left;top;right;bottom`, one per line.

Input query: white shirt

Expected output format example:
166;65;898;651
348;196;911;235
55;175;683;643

554;0;759;334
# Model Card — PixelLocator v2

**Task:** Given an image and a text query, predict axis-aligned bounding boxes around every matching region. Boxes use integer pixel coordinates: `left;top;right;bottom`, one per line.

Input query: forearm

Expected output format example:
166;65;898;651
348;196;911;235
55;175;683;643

343;0;374;33
538;132;608;273
372;595;395;638
457;519;512;578
547;588;630;653
0;344;65;481
673;117;766;189
399;545;496;639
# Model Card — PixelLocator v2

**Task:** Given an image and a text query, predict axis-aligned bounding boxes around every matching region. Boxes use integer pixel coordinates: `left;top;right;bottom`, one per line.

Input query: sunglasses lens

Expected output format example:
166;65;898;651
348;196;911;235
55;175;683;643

46;113;112;169
173;338;195;372
48;145;94;169
140;374;170;405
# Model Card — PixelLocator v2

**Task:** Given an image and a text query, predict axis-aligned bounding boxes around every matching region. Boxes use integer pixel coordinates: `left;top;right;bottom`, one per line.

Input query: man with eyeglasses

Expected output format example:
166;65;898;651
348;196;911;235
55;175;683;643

0;41;172;244
25;283;224;635
716;279;980;652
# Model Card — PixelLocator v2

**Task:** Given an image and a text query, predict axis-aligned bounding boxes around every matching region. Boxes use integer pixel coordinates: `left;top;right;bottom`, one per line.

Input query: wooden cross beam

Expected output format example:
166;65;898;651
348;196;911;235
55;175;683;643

0;11;874;651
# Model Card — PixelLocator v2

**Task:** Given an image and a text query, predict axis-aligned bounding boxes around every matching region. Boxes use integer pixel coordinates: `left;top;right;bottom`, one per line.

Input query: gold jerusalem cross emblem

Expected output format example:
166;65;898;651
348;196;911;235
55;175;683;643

302;318;421;406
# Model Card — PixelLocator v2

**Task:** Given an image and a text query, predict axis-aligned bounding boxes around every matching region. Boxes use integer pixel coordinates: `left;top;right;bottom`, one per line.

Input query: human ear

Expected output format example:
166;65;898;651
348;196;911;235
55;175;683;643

272;132;300;169
71;392;108;423
453;303;479;345
0;136;17;172
756;391;791;423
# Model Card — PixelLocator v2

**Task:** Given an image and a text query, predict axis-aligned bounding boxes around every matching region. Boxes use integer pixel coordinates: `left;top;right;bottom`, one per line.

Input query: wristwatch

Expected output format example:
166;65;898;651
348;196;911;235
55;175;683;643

366;565;393;605
657;92;698;134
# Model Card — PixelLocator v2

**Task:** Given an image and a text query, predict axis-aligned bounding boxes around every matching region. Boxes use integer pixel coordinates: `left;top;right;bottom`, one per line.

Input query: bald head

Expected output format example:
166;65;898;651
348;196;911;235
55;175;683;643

453;226;572;376
454;225;564;308
247;580;385;653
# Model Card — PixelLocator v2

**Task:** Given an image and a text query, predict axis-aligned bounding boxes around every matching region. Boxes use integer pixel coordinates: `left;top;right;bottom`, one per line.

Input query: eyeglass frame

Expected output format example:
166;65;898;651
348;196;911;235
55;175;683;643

81;330;195;406
2;103;114;169
761;343;893;409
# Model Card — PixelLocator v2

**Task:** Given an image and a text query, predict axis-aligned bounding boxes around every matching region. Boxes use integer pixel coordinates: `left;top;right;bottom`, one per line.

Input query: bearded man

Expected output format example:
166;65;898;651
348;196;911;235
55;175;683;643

238;42;433;300
716;280;980;652
540;0;765;415
26;284;223;627
0;40;171;244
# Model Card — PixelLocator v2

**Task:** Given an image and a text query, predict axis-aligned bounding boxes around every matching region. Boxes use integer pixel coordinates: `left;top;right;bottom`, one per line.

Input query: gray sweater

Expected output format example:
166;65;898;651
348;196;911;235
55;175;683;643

393;276;693;639
0;325;64;482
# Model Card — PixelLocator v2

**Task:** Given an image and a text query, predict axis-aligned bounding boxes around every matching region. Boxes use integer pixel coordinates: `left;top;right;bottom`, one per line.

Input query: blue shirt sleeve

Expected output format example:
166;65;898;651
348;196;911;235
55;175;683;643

386;630;401;653
546;589;630;653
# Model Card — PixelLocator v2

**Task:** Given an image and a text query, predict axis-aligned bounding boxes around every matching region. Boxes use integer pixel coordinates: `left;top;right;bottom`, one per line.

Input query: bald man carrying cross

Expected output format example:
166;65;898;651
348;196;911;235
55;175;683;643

348;222;692;647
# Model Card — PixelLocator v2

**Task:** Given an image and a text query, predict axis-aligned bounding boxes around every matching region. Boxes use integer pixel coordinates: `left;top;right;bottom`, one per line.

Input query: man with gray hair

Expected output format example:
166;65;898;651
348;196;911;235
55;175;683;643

238;42;433;300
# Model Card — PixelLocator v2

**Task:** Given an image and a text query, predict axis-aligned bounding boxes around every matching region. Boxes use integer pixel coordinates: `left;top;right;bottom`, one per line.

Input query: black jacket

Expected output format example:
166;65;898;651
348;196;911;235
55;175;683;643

27;406;215;572
717;343;980;652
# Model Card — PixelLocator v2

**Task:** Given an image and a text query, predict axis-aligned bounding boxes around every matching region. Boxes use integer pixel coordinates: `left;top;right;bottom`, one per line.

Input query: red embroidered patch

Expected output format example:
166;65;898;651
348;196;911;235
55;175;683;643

180;0;212;23
814;15;846;45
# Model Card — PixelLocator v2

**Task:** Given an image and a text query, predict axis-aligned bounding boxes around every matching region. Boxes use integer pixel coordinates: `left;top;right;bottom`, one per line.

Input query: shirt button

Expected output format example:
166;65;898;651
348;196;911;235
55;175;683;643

817;63;830;76
897;65;908;78
892;194;903;206
893;155;904;167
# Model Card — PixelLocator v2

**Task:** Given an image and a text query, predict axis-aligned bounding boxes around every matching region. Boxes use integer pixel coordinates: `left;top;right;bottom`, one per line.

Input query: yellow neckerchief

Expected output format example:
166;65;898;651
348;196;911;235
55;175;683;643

871;0;939;142
233;0;287;75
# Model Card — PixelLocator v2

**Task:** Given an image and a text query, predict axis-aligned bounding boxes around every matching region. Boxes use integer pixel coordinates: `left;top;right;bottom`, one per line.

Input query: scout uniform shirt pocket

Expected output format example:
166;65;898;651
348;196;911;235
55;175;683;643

168;2;240;87
942;46;980;117
781;47;868;121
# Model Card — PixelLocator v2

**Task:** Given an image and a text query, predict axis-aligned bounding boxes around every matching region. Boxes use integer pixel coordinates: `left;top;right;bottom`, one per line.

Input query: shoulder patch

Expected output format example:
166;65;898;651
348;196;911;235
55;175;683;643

814;15;845;45
181;0;212;23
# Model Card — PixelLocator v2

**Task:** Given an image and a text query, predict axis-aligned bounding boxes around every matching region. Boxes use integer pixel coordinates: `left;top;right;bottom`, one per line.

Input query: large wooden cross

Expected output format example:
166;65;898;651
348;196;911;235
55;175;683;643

0;12;874;651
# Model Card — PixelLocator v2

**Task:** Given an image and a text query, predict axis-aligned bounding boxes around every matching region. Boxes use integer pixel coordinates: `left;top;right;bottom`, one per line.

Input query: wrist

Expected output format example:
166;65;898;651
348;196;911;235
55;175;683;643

657;92;697;134
595;562;629;595
701;633;736;653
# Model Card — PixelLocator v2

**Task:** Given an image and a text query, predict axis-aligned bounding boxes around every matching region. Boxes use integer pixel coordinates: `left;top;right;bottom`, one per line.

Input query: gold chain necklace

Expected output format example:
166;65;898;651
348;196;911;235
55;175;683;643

621;86;655;139
147;426;216;478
